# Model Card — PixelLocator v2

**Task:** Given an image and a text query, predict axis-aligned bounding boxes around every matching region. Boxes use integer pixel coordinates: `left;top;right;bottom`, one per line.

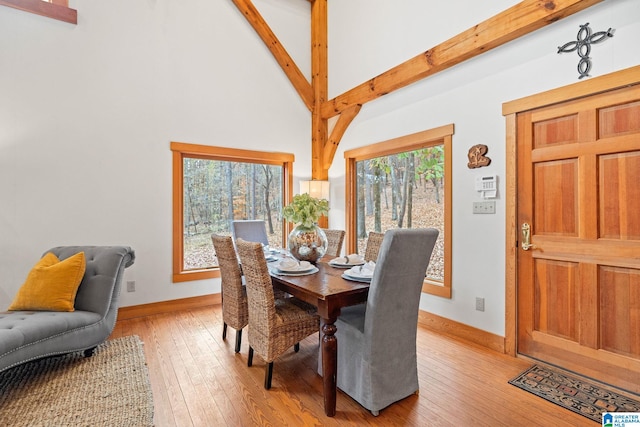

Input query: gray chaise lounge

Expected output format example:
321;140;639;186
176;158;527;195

0;245;135;373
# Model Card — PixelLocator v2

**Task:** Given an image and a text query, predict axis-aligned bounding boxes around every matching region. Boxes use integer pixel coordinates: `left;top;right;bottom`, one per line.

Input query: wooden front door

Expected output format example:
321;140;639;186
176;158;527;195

516;82;640;393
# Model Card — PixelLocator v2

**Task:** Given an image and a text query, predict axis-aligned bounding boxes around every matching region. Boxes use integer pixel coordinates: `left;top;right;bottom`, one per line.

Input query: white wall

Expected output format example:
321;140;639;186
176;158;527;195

327;0;640;336
1;0;638;338
0;0;311;307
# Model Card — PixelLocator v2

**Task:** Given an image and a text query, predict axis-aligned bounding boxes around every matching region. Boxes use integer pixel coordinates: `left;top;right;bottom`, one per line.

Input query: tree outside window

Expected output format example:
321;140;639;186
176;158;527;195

345;125;452;298
171;142;293;282
355;147;444;282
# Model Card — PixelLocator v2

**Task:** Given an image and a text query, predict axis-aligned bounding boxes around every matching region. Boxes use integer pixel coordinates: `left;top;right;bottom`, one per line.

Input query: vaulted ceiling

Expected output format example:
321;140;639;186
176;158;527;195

232;0;602;178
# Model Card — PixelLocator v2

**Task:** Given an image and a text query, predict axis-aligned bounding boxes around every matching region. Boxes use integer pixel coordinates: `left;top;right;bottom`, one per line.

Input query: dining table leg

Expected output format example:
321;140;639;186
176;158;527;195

321;317;338;417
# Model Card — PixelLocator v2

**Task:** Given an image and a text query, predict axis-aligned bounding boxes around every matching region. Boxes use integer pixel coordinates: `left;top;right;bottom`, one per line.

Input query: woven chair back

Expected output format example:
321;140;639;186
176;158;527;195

235;239;277;333
211;234;248;330
363;231;385;262
322;229;345;258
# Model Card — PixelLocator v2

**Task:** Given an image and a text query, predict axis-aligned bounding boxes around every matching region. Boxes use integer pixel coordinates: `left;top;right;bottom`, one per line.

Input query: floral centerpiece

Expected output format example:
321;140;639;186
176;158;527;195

282;193;329;263
282;193;329;228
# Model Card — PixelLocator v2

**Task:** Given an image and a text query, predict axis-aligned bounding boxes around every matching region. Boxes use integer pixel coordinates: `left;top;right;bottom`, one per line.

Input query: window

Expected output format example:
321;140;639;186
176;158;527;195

344;124;453;298
171;142;294;282
0;0;77;24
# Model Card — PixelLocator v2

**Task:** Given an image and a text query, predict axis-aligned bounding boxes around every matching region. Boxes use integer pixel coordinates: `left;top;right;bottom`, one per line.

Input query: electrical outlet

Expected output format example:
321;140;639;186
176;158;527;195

475;297;485;312
472;201;496;214
126;281;136;292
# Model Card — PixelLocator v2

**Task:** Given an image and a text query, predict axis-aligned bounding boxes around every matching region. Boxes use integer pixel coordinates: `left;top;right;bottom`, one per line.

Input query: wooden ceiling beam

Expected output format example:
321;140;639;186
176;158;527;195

323;104;361;170
320;0;604;119
311;0;329;180
232;0;600;182
312;1;362;181
0;0;77;24
232;0;314;111
311;0;331;227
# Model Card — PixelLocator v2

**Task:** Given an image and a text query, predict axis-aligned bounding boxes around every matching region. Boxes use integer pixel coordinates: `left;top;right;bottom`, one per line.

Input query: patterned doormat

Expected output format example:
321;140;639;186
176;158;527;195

509;365;640;423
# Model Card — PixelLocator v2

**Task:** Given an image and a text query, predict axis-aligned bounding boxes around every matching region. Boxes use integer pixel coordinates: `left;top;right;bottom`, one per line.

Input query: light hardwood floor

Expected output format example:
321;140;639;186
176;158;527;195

110;305;596;426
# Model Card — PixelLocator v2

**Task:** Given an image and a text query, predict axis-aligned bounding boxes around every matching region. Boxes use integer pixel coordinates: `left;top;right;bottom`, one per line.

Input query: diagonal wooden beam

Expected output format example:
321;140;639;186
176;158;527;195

320;0;603;119
232;0;314;111
0;0;77;24
323;104;361;170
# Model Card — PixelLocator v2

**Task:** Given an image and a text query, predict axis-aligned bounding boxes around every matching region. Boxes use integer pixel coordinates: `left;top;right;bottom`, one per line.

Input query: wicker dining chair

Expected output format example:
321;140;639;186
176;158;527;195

363;231;385;262
235;239;320;389
322;229;345;258
211;234;248;353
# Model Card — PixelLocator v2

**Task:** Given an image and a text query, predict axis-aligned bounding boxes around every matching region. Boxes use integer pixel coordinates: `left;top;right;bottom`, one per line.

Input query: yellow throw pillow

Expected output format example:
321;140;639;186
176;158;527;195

8;251;86;312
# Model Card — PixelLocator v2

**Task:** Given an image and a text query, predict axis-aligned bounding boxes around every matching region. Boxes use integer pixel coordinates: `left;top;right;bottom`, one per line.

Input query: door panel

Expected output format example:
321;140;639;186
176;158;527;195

517;85;640;394
533;114;577;147
600;266;640;358
600;151;640;240
534;259;579;340
599;100;640;138
534;159;578;236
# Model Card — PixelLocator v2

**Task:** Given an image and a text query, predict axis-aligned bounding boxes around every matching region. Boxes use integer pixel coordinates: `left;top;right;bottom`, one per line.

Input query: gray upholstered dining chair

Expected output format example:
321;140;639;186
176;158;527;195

235;239;320;389
211;234;248;353
231;220;269;246
334;228;439;416
363;231;385;262
322;229;345;258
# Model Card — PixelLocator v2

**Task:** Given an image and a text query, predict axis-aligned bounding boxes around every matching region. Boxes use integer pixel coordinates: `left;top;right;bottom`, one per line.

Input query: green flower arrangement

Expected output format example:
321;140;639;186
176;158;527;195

282;193;329;228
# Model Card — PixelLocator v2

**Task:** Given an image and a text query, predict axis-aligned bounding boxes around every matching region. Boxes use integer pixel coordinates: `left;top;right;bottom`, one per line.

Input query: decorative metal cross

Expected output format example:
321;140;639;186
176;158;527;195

557;22;614;79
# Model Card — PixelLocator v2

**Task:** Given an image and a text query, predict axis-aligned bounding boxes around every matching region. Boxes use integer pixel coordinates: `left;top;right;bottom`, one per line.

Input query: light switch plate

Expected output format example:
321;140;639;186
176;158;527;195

472;201;496;214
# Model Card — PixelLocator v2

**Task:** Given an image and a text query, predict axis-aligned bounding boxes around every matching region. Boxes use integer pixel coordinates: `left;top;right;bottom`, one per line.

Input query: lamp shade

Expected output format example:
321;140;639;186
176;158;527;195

300;180;330;200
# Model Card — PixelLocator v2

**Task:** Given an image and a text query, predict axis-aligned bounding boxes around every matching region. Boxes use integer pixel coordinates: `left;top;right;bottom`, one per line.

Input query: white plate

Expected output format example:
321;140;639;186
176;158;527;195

271;266;319;276
329;260;365;268
344;266;374;279
341;273;371;283
275;261;313;273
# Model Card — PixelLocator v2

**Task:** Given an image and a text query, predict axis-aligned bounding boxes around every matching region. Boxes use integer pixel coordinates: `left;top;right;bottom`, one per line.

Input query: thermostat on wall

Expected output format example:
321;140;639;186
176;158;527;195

475;175;497;198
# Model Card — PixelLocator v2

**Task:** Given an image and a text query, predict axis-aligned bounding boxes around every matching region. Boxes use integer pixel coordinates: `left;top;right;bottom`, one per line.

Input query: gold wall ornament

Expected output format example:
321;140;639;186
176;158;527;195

467;144;491;169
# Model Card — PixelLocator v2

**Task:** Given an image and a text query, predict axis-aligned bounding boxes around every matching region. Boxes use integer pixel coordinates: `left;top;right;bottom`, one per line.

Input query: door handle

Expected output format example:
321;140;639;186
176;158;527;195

521;223;537;251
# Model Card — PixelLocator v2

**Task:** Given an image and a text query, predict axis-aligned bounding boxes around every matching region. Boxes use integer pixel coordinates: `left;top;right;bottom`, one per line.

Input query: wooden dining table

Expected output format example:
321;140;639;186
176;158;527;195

269;257;370;417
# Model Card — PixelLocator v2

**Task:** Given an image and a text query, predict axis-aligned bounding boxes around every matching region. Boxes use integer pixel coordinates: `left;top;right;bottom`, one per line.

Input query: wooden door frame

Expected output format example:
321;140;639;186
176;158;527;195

502;65;640;357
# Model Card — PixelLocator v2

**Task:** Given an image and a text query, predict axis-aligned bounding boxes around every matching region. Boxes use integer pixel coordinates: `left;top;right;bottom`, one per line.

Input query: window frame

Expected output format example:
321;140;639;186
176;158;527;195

344;124;453;298
0;0;77;24
171;142;294;283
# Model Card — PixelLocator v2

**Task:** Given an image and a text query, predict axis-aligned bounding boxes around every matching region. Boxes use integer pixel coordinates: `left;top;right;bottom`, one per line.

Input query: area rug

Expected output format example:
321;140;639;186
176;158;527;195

0;335;153;427
509;364;640;423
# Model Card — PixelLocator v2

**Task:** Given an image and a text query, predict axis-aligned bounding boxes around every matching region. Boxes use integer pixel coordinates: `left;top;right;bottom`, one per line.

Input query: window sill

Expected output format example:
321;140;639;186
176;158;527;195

0;0;77;24
422;279;451;299
173;268;221;283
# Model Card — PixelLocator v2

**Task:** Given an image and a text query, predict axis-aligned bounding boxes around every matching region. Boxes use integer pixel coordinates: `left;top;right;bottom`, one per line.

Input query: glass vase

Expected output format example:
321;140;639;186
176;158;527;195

287;224;328;264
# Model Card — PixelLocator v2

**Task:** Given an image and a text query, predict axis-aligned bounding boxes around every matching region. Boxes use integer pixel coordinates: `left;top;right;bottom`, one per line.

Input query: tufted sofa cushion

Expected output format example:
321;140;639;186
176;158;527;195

49;246;134;316
0;246;135;373
0;311;101;356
